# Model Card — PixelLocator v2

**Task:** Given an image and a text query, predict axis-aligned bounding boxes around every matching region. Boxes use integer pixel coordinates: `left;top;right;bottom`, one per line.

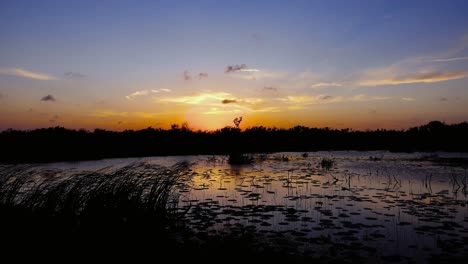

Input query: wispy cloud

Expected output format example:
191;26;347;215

226;67;286;80
432;56;468;62
358;71;468;86
161;92;231;105
225;64;259;73
64;71;85;78
198;72;208;79
221;99;237;104
310;82;342;88
0;67;57;80
125;89;171;100
89;110;168;119
41;94;56;102
159;92;275;115
401;97;416;101
279;94;391;106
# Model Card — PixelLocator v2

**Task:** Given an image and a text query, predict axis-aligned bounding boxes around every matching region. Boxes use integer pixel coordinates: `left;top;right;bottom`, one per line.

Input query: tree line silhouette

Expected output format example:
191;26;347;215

1;120;467;163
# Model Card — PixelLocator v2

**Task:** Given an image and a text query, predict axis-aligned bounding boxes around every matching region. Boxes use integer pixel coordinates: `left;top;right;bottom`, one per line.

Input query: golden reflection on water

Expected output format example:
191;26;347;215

175;152;468;260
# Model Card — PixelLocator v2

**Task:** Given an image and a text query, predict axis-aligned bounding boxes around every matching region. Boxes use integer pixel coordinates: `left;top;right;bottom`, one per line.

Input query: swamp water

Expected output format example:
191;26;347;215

17;151;468;262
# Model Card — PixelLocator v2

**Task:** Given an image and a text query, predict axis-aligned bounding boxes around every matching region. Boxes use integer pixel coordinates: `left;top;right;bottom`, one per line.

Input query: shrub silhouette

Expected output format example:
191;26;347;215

0;121;467;163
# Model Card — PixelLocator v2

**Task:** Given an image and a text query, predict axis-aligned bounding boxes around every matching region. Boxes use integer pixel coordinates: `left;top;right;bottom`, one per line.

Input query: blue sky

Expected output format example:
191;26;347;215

1;0;468;130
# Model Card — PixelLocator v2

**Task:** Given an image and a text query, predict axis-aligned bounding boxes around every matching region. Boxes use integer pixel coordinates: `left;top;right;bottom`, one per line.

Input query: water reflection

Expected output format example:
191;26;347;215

34;151;468;261
173;152;468;261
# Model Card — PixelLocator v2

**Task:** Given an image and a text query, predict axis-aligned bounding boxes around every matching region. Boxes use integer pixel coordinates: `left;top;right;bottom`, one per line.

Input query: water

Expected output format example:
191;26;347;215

37;151;468;261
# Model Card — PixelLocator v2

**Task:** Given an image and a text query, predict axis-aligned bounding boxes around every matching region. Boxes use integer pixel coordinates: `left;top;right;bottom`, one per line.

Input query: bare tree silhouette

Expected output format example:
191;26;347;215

233;116;243;128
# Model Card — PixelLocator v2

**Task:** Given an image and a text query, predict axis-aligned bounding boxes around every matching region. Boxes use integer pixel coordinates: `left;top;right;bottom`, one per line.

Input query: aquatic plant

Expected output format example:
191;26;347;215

320;158;334;170
228;153;254;165
369;156;382;161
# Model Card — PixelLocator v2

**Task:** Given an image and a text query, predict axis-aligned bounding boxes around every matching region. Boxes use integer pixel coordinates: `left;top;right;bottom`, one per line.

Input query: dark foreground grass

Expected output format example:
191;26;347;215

0;162;313;262
0;162;193;259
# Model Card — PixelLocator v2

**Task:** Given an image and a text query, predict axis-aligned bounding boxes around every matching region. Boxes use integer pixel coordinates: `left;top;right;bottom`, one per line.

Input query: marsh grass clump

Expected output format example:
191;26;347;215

369;156;383;161
0;162;190;238
228;153;254;165
320;158;334;170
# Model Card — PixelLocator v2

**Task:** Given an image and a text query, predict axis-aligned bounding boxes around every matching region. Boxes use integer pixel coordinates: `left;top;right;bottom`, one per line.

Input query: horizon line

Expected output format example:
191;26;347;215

1;120;465;133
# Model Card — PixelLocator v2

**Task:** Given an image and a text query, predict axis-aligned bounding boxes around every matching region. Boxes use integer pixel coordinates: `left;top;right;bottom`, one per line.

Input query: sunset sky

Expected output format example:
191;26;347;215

1;0;468;131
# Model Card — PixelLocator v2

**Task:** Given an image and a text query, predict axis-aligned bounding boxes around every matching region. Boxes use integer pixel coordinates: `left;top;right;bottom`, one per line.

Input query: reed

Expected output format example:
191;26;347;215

0;162;190;234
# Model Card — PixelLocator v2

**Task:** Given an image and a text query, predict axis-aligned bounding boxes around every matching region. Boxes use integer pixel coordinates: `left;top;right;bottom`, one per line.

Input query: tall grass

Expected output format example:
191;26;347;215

0;162;190;235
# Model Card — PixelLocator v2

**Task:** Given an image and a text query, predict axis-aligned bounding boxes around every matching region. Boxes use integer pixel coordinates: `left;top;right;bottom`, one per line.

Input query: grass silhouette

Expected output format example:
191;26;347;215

0;162;190;252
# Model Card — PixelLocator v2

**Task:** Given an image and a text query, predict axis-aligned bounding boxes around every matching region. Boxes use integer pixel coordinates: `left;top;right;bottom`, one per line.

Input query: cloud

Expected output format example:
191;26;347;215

198;72;208;79
221;99;237;104
279;94;390;106
89;110;168;119
439;97;448;102
64;72;85;78
310;82;342;88
225;64;246;73
226;67;286;81
159;92;275;115
161;92;232;105
263;86;278;91
183;71;191;80
401;97;416;101
0;67;57;80
225;64;259;73
126;89;170;100
358;71;468;86
432;56;468;62
41;94;56;102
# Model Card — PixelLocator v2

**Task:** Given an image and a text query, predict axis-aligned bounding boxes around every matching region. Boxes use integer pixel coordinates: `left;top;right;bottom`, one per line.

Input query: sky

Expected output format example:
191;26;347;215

1;0;468;131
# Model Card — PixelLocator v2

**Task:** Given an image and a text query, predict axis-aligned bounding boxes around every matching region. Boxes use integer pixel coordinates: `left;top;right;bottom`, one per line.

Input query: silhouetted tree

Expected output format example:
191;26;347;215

233;116;242;129
0;120;467;163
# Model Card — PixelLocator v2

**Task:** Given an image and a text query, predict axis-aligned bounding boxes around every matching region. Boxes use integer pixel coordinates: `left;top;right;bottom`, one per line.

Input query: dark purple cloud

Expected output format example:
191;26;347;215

222;99;237;104
198;72;208;79
41;94;56;102
225;64;248;73
64;72;85;78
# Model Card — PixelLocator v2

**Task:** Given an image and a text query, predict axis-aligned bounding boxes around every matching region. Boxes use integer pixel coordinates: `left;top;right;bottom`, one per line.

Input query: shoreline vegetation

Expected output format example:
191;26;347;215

0;162;190;259
1;120;467;163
